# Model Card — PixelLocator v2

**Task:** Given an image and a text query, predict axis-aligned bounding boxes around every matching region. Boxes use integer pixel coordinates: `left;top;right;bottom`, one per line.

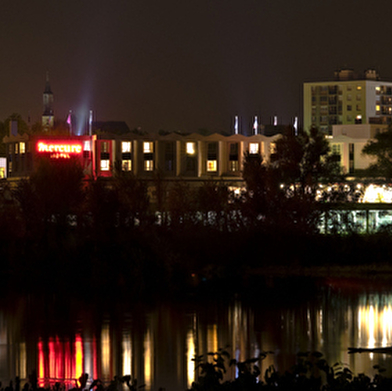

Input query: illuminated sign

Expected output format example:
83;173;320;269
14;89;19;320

37;141;83;159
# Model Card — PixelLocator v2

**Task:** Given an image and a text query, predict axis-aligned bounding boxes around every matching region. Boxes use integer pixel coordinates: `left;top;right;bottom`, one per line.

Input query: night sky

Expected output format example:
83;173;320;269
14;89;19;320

1;0;392;134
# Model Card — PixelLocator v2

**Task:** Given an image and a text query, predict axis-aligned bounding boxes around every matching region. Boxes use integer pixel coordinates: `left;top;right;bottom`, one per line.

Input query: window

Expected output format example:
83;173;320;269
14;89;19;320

101;160;110;171
376;86;381;94
164;142;175;171
20;142;25;154
347;105;352;111
207;160;217;172
347;94;352;101
101;141;109;153
122;141;131;153
356;105;361;111
84;141;91;151
357;85;362;91
229;160;239;171
143;142;153;153
122;160;132;171
186;142;196;155
249;143;259;154
15;143;18;154
332;144;341;154
270;143;277;154
144;160;153;171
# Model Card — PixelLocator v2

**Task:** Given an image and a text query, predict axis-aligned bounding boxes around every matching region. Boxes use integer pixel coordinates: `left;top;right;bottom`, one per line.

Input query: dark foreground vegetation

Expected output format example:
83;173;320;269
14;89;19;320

4;350;392;391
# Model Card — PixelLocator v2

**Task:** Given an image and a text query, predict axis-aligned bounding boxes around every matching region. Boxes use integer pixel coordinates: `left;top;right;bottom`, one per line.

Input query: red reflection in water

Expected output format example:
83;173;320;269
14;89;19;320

37;336;84;385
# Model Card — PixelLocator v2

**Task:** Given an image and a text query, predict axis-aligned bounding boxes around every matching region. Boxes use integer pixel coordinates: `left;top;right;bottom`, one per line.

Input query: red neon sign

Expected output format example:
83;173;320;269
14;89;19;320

37;141;83;159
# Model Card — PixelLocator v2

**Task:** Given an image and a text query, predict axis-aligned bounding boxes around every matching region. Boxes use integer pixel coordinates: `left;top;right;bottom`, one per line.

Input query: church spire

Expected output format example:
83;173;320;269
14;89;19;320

42;72;54;129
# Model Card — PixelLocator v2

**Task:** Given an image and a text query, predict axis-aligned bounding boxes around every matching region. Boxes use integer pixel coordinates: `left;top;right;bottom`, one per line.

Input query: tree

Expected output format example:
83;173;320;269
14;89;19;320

241;126;343;233
27;156;85;232
362;125;392;180
272;126;343;196
4;113;29;135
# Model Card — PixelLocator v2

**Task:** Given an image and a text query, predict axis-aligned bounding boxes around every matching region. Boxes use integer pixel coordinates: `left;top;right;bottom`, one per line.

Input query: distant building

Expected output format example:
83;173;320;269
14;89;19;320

304;68;392;135
42;72;54;129
2;124;280;188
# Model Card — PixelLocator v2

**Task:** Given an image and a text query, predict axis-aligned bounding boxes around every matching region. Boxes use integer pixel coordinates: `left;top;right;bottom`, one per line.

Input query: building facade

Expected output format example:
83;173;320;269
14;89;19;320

304;69;392;135
2;129;280;186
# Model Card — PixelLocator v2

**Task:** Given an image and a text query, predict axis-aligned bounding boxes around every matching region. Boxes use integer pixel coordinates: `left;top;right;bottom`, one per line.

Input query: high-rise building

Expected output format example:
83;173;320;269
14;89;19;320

303;69;392;135
42;72;54;129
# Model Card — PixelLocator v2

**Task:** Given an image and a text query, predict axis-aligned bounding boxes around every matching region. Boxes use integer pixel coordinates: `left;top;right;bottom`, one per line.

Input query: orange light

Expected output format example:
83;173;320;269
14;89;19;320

38;340;45;386
37;141;83;158
75;334;83;379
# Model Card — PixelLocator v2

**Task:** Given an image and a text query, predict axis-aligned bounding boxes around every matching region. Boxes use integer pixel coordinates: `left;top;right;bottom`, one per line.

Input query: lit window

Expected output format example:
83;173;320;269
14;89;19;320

0;167;4;179
332;144;341;154
249;143;259;154
356;115;362;120
101;142;109;153
230;161;239;171
143;142;153;153
376;86;381;94
84;141;91;151
207;160;217;172
122;141;131;153
186;142;195;155
357;85;362;90
270;143;277;154
20;142;25;154
101;160;110;171
15;143;18;154
144;160;153;171
122;160;132;171
376;105;381;112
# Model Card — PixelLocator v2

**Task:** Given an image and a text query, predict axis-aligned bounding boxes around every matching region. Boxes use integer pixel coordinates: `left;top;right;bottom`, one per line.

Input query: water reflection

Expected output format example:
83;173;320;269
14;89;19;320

3;288;392;389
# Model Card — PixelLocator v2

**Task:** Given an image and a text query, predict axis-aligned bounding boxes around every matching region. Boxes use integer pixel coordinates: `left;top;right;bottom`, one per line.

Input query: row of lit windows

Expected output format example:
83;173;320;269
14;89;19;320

311;85;363;95
118;141;266;157
10;142;26;154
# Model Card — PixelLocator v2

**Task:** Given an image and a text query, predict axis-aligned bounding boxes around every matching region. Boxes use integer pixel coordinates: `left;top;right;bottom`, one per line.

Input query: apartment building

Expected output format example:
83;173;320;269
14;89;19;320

304;69;392;135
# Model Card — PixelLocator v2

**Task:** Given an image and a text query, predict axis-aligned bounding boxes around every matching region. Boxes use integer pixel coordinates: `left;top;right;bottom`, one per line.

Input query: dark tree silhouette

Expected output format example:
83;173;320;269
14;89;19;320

362;124;392;180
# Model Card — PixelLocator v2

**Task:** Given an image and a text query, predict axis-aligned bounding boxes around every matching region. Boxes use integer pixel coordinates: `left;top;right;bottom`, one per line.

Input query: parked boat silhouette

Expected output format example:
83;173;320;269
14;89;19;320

349;347;392;354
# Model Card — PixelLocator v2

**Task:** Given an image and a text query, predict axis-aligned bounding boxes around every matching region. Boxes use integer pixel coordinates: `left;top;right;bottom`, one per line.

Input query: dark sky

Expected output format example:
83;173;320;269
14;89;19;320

1;0;392;134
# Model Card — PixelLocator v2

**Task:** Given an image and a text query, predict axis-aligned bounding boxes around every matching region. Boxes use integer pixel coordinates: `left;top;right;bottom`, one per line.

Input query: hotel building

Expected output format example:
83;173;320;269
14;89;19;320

2;128;280;187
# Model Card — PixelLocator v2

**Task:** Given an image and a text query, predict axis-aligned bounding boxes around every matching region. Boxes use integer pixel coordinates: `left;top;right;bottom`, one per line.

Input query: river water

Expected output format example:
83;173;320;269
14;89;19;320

1;278;392;390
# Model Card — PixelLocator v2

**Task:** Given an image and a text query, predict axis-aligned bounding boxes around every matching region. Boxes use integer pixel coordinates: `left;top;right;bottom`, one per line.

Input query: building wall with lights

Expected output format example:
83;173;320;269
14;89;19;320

328;124;382;175
2;131;280;184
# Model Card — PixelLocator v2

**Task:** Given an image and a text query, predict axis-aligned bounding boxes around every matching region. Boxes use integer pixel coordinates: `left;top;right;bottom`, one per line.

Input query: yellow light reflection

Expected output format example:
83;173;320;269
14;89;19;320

187;329;195;389
122;332;132;376
75;335;83;379
207;324;218;363
38;340;45;386
358;297;392;349
18;342;26;379
101;325;111;379
144;329;153;390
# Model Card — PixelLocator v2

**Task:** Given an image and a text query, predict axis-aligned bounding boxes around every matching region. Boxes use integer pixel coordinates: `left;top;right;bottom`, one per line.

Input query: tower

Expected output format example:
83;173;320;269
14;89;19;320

42;72;54;129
